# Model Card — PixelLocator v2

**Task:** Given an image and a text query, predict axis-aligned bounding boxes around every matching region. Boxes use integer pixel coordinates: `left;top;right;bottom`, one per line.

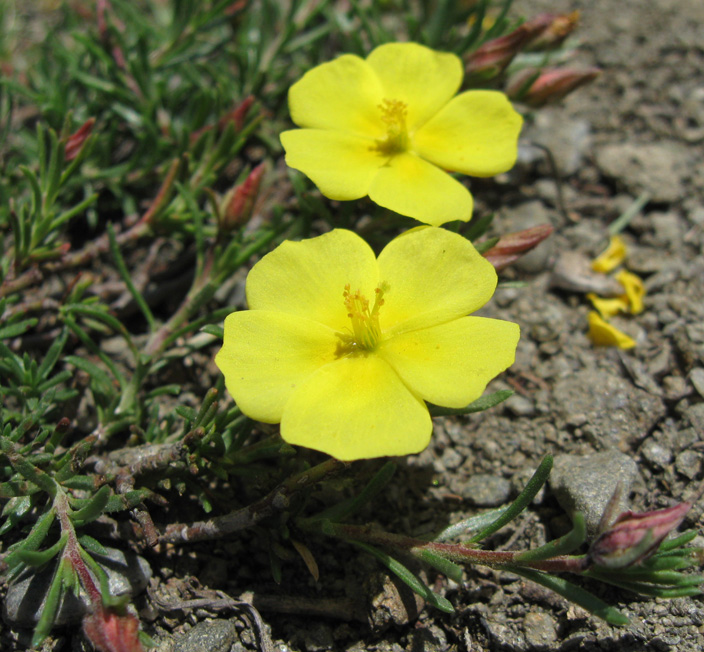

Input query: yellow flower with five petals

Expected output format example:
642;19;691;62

280;42;523;226
215;227;519;461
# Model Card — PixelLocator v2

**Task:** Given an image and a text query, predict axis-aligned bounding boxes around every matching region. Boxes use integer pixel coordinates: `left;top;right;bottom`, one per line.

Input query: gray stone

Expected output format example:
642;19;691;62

3;546;152;627
463;474;512;507
663;376;691;401
300;623;335;652
675;450;701;479
523;610;558;648
683;403;704;435
523;112;593;176
505;394;536;417
552;369;666;450
690;368;704;398
550;251;625;296
640;439;673;468
408;625;449;652
549;452;639;538
173;620;238;652
595;142;688;203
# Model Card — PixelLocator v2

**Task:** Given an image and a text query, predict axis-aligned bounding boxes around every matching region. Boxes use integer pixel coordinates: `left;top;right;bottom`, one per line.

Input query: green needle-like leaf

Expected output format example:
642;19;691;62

507;566;630;626
353;541;455;613
70;485;111;523
516;512;587;562
429;389;514;417
469;454;553;544
416;549;464;583
17;533;68;567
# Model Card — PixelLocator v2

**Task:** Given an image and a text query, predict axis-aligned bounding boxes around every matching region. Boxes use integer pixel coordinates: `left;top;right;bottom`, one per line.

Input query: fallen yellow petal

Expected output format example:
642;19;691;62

616;269;645;315
587;311;636;349
592;235;626;274
586;293;629;319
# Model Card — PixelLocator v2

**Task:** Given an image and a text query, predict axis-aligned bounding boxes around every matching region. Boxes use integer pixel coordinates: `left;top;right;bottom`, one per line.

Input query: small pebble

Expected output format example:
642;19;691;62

549;452;639;538
505;394;536;417
675;450;701;479
641;439;674;468
463;475;512;507
663;376;690;401
690;368;704;398
550;251;625;296
173;620;238;652
523;611;558;648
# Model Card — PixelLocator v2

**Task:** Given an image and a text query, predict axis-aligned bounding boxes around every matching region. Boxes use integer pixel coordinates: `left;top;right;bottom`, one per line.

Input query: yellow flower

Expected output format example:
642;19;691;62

280;42;523;226
615;269;645;315
591;235;626;273
215;227;520;461
587;311;636;349
587;293;628;319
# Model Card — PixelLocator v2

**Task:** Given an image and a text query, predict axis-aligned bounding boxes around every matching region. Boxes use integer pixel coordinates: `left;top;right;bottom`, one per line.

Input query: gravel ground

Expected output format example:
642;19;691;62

3;1;703;650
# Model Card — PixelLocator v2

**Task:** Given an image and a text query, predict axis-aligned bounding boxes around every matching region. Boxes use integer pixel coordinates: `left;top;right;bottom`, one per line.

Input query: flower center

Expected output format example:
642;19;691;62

372;99;409;156
342;282;389;351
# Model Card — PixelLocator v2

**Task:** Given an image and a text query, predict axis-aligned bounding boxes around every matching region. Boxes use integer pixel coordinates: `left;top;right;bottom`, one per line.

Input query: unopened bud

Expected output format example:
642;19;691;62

64;118;96;162
524;11;580;51
465;23;542;81
220;163;265;231
218;95;255;133
190;96;256;144
483;224;553;271
590;501;691;568
506;67;600;107
83;607;145;652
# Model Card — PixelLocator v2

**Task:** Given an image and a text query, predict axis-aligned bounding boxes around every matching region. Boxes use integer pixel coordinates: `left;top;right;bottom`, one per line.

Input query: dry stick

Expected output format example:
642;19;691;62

159;458;349;544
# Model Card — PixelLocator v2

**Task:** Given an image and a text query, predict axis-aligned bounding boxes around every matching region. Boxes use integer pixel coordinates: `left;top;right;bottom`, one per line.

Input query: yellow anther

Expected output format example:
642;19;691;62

373;99;409;156
341;282;388;351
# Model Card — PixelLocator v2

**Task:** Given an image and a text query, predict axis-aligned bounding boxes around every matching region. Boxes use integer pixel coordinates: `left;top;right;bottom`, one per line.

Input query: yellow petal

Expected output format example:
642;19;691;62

616;269;645;315
280;129;382;200
246;229;379;331
587;311;636;349
366;42;463;129
368;152;473;225
287;54;384;135
377;227;497;335
281;354;432;460
215;311;340;423
592;235;626;273
587;293;629;319
413;91;523;176
379;316;519;408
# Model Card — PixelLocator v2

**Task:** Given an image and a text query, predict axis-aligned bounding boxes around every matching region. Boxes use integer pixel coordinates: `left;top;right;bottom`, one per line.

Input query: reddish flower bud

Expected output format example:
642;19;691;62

465;23;543;81
83;607;145;652
190;96;256;144
218;95;255;133
483;224;553;271
590;502;691;568
506;67;600;107
64;118;96;162
220;163;266;231
524;11;580;51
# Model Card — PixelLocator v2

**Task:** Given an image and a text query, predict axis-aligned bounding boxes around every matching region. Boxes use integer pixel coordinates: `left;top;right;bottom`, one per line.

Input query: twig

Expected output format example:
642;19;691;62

159;458;349;544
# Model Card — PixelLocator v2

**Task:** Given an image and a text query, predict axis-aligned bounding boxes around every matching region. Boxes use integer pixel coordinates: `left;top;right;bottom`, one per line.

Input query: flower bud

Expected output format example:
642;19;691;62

83;607;145;652
483;224;553;271
218;95;255;132
220;163;265;231
64;118;96;162
590;501;691;568
506;67;600;107
465;23;541;82
524;11;580;51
